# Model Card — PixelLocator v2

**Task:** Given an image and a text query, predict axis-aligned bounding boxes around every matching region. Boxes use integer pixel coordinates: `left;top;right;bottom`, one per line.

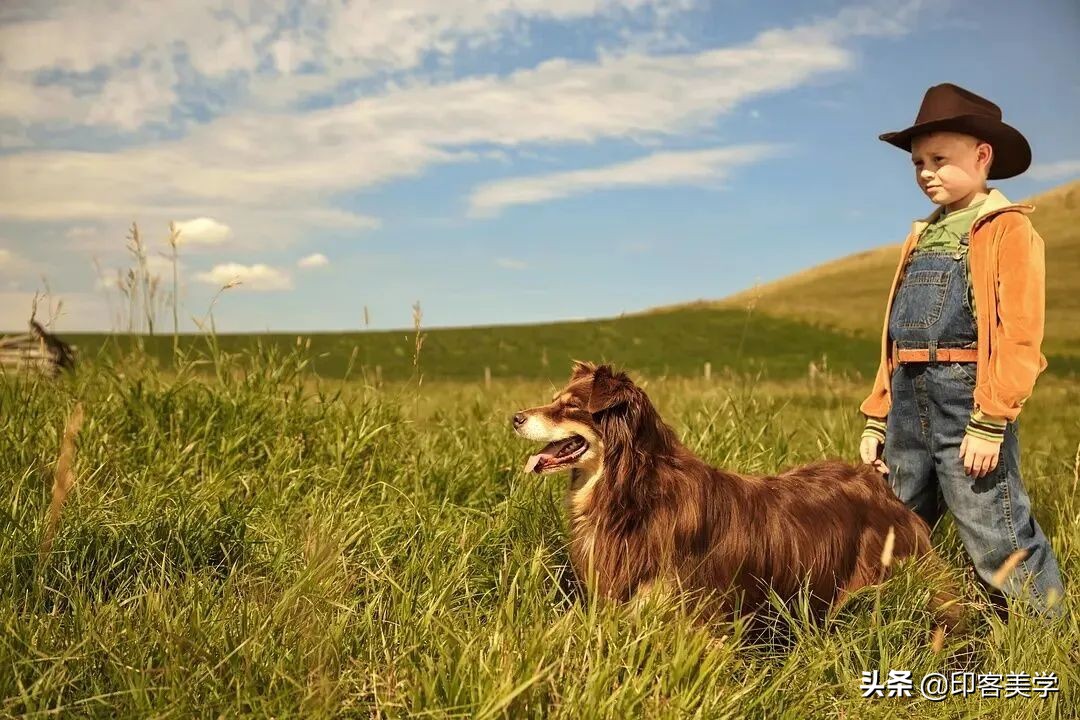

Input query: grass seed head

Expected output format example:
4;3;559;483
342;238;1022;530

990;549;1029;589
39;402;85;560
879;525;895;569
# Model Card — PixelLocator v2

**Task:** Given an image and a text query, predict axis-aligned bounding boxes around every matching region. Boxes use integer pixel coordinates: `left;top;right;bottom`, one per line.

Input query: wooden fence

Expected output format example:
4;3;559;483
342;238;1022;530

0;321;77;377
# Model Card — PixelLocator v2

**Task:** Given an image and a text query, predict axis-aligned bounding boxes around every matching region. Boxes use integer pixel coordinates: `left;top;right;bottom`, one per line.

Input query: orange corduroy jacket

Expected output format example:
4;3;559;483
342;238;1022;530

860;188;1047;423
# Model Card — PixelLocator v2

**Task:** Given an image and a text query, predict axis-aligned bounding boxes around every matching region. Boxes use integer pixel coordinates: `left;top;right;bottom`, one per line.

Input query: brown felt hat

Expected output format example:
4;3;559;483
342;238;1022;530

879;83;1031;179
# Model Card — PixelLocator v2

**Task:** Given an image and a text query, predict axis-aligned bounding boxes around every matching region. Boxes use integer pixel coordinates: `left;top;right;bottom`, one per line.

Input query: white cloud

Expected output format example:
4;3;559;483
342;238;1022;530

469;144;784;216
0;1;924;250
0;43;175;131
194;263;292;291
0;19;850;232
495;257;527;270
85;60;180;131
302;0;694;92
295;209;381;230
0;0;677;76
298;253;329;268
1028;159;1080;183
173;217;232;246
0;0;688;132
0;3;273;107
0;75;86;124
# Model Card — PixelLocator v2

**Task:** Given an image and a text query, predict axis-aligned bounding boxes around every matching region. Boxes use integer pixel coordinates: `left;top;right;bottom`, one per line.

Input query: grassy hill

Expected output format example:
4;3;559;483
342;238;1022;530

660;180;1080;357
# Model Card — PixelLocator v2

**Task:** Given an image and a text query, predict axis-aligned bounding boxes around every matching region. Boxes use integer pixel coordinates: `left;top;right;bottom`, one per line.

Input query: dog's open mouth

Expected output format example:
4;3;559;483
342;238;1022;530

524;435;589;474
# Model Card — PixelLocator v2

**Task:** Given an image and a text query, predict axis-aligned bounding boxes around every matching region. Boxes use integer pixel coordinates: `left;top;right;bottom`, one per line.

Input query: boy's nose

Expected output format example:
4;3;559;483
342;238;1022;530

512;412;526;428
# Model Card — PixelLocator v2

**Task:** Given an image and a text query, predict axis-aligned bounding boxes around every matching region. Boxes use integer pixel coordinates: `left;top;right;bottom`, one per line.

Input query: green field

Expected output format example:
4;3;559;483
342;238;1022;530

2;345;1077;718
60;307;881;384
54;302;1080;385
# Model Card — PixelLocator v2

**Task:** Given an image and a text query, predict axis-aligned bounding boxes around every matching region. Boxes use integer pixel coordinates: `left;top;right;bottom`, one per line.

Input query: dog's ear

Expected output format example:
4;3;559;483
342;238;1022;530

570;359;596;380
587;364;632;414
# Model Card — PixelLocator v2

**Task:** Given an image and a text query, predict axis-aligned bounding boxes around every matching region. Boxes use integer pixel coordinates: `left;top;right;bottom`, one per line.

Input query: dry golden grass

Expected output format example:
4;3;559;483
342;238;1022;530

879;525;896;569
39;401;84;561
930;625;945;653
991;549;1030;590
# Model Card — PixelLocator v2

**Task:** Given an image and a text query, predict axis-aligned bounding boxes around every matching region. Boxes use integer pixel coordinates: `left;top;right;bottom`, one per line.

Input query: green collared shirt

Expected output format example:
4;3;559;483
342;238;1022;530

913;199;985;255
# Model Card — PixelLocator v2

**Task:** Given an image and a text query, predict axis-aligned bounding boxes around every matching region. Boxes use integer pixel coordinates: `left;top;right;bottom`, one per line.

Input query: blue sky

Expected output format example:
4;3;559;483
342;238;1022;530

1;0;1078;332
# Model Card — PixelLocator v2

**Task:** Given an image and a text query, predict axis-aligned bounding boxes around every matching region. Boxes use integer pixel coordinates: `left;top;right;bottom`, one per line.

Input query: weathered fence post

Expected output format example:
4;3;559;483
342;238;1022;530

704;362;711;381
484;366;492;389
375;365;382;388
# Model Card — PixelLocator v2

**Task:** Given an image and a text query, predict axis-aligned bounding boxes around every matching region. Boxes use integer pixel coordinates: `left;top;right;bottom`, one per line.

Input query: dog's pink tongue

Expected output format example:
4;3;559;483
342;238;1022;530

524;453;546;474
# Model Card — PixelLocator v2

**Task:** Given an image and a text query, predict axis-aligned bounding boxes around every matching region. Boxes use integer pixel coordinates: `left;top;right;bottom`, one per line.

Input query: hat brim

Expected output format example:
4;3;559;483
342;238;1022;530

879;114;1031;180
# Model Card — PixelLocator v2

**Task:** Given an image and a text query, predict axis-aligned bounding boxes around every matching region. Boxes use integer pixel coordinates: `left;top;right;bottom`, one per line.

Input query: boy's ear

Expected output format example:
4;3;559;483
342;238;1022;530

587;364;632;414
977;141;994;175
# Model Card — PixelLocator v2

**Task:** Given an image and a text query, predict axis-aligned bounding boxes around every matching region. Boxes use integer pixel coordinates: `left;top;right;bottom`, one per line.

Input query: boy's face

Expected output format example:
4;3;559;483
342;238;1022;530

910;131;993;207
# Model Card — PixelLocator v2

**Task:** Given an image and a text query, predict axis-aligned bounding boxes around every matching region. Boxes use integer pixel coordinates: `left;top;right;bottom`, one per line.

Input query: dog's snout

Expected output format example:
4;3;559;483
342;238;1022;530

512;412;526;428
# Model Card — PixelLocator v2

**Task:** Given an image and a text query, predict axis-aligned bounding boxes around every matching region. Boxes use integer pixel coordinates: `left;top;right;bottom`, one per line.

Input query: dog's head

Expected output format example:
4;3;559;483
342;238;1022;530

512;360;633;475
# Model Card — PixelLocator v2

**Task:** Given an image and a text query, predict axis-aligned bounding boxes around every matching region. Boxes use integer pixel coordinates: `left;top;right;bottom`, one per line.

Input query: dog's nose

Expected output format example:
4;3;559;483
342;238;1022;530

512;412;526;428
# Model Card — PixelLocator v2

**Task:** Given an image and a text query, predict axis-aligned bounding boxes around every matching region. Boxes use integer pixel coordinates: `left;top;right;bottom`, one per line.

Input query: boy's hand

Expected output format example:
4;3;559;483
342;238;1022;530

959;434;1000;478
859;436;888;475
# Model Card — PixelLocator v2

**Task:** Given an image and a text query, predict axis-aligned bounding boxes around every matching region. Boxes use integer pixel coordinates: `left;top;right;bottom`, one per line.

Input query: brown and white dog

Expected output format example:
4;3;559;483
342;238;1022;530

512;361;964;633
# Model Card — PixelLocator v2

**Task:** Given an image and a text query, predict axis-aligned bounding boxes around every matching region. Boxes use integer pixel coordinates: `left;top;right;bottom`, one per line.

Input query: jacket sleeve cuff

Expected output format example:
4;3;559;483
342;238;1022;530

861;417;887;443
966;409;1007;444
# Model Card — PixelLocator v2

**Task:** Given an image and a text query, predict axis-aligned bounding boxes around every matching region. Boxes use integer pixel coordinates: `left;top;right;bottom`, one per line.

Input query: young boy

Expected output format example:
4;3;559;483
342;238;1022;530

858;83;1065;618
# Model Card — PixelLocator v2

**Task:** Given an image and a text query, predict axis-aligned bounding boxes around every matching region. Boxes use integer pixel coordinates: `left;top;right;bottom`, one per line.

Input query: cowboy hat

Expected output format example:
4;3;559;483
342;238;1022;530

879;83;1031;180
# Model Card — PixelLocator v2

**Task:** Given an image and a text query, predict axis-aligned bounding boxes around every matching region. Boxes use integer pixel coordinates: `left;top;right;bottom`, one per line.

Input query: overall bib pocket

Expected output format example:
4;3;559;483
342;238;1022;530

892;269;951;330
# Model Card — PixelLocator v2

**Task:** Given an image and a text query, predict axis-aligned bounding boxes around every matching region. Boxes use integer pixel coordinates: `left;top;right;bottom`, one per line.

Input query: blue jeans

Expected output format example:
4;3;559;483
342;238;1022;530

885;362;1065;618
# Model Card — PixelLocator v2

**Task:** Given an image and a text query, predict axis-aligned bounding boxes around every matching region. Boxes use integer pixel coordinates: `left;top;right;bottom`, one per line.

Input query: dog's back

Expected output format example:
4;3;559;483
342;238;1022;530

690;459;937;615
576;450;931;602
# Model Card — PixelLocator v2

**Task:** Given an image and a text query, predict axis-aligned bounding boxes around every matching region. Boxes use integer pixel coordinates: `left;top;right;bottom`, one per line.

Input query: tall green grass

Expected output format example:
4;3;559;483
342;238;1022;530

1;346;1077;718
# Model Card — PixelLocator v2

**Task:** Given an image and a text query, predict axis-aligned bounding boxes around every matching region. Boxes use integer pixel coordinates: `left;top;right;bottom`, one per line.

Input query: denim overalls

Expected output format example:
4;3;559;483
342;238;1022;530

885;228;1065;617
